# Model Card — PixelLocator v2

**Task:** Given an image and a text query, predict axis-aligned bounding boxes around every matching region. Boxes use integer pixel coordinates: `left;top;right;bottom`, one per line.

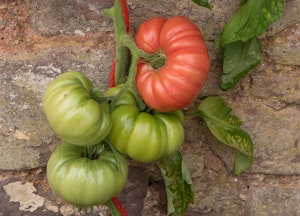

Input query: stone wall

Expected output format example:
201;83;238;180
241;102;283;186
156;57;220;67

0;0;299;215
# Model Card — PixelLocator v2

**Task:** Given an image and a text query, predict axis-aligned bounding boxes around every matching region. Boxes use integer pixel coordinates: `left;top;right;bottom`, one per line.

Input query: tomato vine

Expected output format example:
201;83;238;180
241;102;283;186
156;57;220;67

41;0;287;215
102;0;253;214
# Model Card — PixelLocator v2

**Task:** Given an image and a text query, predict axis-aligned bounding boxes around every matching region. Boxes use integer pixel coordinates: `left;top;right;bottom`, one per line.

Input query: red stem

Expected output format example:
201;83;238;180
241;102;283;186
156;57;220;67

112;197;128;216
108;1;129;215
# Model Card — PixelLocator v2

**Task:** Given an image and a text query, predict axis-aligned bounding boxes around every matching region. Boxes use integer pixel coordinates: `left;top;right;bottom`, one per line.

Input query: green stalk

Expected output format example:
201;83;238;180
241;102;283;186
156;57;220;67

84;144;104;160
104;0;157;111
84;145;95;159
127;59;147;111
104;139;123;174
119;34;157;61
104;0;129;85
105;199;122;216
109;34;151;111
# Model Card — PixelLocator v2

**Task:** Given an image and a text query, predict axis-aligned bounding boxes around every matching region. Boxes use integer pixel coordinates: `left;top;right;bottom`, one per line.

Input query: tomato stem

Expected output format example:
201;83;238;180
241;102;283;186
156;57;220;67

119;34;156;61
109;85;129;111
104;139;124;174
105;1;158;111
108;47;147;111
124;49;147;111
104;1;129;85
150;52;166;70
84;144;104;160
106;199;122;216
90;90;116;104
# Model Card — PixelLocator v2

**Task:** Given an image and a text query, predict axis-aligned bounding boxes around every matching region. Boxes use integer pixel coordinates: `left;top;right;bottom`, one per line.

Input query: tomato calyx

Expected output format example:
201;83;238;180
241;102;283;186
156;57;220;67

82;140;125;175
149;51;166;70
83;144;105;160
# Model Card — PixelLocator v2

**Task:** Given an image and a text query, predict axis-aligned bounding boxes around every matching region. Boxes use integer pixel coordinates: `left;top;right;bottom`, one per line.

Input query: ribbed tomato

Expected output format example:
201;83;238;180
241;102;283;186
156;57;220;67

105;85;185;163
47;143;128;207
135;16;210;112
43;71;111;146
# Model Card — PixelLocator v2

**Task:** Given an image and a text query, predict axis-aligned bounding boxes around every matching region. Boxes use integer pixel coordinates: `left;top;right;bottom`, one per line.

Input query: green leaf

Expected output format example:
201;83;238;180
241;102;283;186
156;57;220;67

234;151;254;175
221;37;262;91
192;0;212;10
158;152;194;215
220;0;284;46
197;96;254;174
240;0;248;5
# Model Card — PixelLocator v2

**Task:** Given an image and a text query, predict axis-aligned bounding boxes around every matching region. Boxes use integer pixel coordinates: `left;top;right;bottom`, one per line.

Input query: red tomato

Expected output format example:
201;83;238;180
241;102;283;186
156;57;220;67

135;16;210;112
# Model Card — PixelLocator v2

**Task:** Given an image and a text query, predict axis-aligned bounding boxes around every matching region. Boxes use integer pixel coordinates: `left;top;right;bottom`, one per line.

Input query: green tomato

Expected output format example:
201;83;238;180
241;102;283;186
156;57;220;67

106;85;185;163
47;143;128;207
43;71;111;146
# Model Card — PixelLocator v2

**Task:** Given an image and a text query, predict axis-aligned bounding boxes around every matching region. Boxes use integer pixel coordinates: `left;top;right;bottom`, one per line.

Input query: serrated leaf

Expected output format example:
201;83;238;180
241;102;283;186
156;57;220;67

221;37;262;91
197;96;254;174
192;0;212;10
220;0;284;46
158;152;194;215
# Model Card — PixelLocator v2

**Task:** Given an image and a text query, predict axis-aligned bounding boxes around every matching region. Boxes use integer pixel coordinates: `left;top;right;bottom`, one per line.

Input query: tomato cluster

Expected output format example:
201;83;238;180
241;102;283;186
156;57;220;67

43;72;128;207
43;15;209;208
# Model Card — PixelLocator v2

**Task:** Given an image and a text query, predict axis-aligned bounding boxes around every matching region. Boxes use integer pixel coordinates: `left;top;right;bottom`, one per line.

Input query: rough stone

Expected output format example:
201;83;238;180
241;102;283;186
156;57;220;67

44;199;59;213
245;175;300;215
0;1;27;46
263;24;300;66
3;181;45;212
250;59;300;105
117;165;150;215
28;0;114;36
191;176;245;215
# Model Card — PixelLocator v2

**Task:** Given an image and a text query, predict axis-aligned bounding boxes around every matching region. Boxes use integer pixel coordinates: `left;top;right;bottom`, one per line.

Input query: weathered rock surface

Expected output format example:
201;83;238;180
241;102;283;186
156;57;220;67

1;0;300;215
28;0;114;36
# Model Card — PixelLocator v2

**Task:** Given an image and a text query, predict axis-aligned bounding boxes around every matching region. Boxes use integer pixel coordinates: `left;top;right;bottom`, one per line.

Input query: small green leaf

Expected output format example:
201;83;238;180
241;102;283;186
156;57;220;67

234;151;254;175
221;37;262;91
192;0;212;10
197;96;242;127
197;96;254;174
158;152;194;215
220;0;284;46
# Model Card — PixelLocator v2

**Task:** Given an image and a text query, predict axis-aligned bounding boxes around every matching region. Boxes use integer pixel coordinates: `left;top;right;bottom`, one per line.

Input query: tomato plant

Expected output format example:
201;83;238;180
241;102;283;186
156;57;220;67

43;71;111;147
47;143;128;207
135;16;210;112
41;0;263;214
106;86;185;163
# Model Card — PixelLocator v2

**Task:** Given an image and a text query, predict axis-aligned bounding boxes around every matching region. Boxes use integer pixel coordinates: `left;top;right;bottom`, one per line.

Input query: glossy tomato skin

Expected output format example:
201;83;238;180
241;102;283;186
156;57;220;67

135;16;210;112
43;72;111;146
47;143;128;207
106;86;184;163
